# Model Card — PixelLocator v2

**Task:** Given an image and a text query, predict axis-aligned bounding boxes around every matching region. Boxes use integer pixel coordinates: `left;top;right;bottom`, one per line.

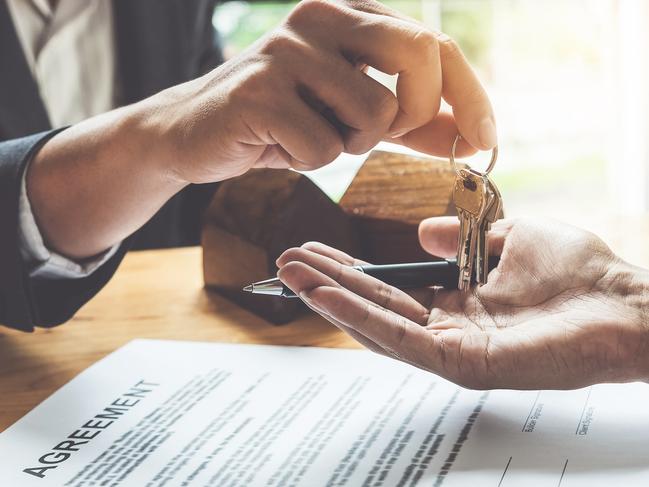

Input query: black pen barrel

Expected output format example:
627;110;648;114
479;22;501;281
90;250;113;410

360;260;458;289
279;256;500;297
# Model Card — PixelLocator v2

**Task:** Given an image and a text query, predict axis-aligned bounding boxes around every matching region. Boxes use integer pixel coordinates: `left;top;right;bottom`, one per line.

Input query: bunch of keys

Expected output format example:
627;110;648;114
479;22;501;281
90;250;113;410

450;134;503;291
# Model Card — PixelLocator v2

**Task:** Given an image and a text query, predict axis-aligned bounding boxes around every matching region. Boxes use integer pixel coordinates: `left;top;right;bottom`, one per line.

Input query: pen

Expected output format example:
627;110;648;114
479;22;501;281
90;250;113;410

242;256;500;297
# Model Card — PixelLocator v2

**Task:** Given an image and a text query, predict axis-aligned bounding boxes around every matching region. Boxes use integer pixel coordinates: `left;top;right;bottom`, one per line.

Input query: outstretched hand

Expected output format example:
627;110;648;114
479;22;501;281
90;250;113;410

277;217;649;390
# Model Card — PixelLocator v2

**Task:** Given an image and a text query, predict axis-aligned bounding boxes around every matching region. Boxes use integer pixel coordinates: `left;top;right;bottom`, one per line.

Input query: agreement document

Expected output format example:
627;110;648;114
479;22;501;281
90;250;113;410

1;339;648;486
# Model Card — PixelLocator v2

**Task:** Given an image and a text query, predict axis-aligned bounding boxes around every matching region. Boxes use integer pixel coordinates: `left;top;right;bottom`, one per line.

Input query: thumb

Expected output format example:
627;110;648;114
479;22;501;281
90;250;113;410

418;217;460;258
418;217;511;258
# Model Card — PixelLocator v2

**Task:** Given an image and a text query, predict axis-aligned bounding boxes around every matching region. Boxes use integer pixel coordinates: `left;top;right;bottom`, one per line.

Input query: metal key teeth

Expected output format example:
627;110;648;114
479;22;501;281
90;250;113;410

450;135;502;290
478;177;502;285
452;170;487;291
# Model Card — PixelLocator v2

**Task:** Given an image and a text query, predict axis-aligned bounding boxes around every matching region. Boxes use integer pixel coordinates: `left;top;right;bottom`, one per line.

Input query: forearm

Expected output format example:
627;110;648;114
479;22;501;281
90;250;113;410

26;102;187;260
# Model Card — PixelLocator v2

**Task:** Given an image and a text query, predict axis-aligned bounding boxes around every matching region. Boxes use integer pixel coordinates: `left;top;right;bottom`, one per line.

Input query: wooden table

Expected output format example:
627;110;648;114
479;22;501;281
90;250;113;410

0;247;358;431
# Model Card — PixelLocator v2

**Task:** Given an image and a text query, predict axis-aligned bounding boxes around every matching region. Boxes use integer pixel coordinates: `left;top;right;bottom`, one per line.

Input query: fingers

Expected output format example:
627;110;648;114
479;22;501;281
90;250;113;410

275;257;397;358
269;0;494;172
294;52;398;155
301;284;437;366
307;2;496;149
417;217;461;258
257;18;399;164
435;32;496;150
276;241;368;267
299;280;491;388
263;30;399;156
284;258;426;366
418;217;512;258
282;259;497;388
276;239;493;386
298;288;390;358
264;93;344;170
325;10;442;137
389;112;477;158
278;247;430;325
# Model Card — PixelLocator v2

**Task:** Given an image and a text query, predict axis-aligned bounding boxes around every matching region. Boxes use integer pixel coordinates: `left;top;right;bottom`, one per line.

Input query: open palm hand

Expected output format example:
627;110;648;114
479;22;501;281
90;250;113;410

277;217;649;390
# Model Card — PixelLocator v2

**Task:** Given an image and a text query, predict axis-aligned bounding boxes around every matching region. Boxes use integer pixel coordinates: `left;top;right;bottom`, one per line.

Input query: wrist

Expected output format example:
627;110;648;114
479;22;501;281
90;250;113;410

140;72;257;185
32;102;189;194
118;97;191;191
136;78;214;186
27;103;188;259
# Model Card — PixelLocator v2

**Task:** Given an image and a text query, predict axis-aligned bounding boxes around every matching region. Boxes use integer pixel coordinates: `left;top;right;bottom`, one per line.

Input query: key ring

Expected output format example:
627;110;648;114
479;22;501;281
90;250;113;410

450;134;498;178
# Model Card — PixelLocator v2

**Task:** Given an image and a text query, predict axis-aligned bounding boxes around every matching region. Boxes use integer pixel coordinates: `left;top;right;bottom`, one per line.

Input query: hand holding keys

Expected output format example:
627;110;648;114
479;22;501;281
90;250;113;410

451;135;502;291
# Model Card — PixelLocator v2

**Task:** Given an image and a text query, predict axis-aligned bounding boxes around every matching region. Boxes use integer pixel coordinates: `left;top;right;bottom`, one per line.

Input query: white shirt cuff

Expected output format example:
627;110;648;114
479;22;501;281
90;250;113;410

18;163;120;279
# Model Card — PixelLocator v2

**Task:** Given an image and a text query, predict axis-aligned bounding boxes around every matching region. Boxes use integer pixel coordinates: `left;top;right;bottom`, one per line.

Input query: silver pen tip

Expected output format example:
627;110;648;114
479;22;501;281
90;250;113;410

242;285;253;293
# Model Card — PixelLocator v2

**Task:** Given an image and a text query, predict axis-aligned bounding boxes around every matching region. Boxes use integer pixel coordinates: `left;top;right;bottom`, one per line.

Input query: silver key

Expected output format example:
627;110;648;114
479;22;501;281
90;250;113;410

474;177;494;286
475;176;502;285
470;171;497;286
453;168;489;291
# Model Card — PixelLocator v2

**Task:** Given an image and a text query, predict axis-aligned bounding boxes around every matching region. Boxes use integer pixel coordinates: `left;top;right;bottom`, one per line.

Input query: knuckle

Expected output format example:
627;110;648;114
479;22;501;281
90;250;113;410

436;33;463;61
333;261;347;283
287;0;340;27
261;30;304;57
362;87;398;126
411;28;440;58
301;241;323;251
278;260;310;281
343;90;397;155
376;91;399;121
377;283;395;309
392;315;408;350
344;135;375;155
281;247;309;263
310;136;343;167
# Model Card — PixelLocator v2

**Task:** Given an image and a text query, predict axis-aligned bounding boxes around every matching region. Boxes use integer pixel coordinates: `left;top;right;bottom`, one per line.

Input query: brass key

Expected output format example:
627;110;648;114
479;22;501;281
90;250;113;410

453;168;488;291
450;134;500;290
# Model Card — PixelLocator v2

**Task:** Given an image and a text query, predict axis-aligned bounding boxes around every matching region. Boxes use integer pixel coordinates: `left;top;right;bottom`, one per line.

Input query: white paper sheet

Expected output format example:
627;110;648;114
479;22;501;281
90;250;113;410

1;339;648;486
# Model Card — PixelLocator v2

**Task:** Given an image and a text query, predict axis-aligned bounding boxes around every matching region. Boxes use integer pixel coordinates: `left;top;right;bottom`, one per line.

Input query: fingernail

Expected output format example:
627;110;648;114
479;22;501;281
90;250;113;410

477;118;497;149
434;31;452;43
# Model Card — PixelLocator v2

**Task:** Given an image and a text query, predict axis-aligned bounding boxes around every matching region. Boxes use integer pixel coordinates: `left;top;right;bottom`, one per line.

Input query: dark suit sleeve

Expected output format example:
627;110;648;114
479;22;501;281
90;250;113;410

196;0;224;74
0;131;131;332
